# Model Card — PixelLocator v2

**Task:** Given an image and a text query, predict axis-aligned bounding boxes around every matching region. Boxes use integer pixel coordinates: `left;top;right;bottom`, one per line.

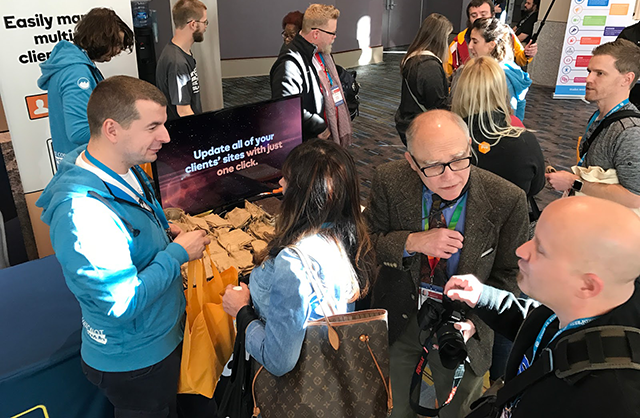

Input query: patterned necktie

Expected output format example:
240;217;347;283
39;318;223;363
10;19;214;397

420;193;449;287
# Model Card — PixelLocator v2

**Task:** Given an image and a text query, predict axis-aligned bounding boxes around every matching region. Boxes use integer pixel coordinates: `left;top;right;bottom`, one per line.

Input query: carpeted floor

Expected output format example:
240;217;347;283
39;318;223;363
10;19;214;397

222;51;597;210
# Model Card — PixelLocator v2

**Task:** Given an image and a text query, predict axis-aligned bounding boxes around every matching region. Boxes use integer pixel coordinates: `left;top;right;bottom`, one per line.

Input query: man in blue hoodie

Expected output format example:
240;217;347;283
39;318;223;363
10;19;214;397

38;8;134;166
37;75;210;418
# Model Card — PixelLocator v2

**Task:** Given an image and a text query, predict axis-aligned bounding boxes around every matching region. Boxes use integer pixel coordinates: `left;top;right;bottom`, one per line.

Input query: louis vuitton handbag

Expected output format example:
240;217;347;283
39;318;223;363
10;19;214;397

251;246;393;418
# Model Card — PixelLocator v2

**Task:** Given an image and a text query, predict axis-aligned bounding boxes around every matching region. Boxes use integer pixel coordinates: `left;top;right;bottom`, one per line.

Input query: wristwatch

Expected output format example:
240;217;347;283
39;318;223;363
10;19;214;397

572;179;583;192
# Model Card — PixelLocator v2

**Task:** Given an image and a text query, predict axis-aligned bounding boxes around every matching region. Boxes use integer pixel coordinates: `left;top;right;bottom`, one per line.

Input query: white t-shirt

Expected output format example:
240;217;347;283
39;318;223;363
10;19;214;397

76;152;152;211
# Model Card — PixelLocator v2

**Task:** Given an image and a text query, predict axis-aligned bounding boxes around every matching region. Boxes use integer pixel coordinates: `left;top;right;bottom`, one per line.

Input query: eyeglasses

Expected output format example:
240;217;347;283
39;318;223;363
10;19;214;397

312;27;336;36
189;19;209;26
409;153;472;177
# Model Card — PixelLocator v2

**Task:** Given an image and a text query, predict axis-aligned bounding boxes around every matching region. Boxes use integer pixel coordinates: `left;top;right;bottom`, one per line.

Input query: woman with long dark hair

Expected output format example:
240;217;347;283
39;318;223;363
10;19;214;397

222;139;374;376
395;13;453;145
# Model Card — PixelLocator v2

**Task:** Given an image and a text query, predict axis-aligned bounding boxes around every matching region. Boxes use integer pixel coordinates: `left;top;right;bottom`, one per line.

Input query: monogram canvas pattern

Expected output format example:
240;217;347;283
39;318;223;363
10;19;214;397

254;309;391;417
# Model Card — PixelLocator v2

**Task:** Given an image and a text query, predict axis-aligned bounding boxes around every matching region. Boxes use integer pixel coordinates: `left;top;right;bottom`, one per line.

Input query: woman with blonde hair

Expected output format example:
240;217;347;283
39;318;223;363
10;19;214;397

468;17;531;121
453;56;544;381
452;56;544;205
395;13;452;145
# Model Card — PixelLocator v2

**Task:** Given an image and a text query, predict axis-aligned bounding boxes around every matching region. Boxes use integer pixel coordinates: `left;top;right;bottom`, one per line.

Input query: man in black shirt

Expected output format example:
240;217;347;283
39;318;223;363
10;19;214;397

514;0;539;45
270;4;341;141
156;0;207;121
445;196;640;418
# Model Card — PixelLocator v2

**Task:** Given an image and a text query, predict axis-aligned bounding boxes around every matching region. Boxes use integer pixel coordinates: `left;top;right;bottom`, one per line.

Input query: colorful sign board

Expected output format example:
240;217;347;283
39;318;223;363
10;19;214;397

554;0;636;99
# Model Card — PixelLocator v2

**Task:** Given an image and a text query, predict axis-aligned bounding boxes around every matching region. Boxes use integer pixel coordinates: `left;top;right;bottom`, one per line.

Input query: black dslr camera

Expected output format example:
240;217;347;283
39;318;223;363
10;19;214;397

417;296;468;370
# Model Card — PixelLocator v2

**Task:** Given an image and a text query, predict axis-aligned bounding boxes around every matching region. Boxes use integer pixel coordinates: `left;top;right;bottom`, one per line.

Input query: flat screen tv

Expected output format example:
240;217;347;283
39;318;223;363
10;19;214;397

153;95;302;215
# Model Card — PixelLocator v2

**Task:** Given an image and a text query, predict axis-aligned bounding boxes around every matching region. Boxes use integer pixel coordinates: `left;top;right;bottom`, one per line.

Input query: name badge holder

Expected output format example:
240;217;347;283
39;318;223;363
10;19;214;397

331;85;344;107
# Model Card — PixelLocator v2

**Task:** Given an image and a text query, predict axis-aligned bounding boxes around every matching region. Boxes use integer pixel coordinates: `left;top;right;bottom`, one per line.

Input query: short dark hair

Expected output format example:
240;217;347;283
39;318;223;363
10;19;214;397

282;11;304;30
593;39;640;85
74;8;134;61
466;0;495;19
172;0;207;29
87;76;167;136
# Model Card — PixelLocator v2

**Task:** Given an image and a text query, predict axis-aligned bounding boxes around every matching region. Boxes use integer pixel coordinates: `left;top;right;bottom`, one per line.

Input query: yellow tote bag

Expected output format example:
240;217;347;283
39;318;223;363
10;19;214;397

178;248;237;398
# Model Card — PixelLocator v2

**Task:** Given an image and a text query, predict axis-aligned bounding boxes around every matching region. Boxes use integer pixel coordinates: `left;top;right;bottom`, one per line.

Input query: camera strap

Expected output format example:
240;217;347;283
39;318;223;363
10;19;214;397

409;336;466;416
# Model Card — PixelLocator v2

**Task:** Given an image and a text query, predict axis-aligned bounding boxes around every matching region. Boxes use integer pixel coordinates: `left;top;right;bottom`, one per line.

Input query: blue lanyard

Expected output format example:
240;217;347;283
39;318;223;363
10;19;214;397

317;53;334;86
531;314;597;360
84;149;169;230
579;99;629;166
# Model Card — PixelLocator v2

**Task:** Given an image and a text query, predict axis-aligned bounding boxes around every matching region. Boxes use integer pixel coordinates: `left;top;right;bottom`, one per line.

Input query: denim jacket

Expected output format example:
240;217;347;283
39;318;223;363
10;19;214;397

246;234;357;376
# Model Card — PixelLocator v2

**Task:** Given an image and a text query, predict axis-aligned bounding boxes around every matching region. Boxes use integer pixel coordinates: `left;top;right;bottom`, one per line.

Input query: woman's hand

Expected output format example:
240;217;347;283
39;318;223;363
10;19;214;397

222;282;251;317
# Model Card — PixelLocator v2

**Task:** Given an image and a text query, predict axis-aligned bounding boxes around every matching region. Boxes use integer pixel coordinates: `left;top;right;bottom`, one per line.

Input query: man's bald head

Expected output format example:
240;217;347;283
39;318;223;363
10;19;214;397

517;196;640;322
544;196;640;284
404;110;473;201
405;110;470;155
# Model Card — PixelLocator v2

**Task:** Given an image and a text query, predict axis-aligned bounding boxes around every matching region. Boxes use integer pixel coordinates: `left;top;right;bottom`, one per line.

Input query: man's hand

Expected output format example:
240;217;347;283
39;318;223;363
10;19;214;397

317;128;331;140
545;170;579;192
169;223;183;239
454;319;477;342
495;4;502;13
524;40;538;58
222;282;251;317
405;229;464;259
173;230;211;261
444;274;483;308
176;104;195;118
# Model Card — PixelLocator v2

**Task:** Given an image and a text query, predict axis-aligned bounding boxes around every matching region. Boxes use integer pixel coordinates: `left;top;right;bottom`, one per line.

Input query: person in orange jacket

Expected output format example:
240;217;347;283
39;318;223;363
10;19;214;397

446;0;538;76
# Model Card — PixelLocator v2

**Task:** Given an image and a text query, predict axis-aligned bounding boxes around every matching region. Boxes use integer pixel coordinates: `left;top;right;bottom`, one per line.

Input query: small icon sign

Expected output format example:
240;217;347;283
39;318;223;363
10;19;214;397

25;93;49;120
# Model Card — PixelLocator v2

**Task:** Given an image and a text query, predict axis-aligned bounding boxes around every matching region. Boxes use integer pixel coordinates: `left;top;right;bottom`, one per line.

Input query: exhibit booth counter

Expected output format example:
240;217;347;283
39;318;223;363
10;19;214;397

0;255;113;418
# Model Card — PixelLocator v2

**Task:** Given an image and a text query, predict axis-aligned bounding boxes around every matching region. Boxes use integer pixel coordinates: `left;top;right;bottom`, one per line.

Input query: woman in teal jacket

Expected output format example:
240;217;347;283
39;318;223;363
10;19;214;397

38;8;133;165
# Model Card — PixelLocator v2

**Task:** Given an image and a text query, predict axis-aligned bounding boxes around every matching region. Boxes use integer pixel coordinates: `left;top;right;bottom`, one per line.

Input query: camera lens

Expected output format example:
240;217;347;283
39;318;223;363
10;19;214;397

436;322;467;369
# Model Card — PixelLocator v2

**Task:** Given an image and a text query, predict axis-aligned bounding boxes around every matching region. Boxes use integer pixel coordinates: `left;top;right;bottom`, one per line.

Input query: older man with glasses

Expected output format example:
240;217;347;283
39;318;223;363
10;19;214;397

156;0;208;121
364;109;529;418
270;4;352;145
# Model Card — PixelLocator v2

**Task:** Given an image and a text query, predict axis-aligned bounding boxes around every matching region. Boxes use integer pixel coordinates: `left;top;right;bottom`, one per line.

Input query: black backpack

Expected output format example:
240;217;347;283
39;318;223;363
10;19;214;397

466;325;640;418
336;65;360;120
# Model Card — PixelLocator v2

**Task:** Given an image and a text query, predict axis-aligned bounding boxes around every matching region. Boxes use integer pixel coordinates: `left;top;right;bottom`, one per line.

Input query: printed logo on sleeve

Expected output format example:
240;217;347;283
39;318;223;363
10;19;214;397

77;77;91;90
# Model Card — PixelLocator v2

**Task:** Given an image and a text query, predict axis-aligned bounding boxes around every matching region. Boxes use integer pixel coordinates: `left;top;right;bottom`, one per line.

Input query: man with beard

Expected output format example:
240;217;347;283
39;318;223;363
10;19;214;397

514;0;540;45
547;39;640;210
270;4;348;142
156;0;207;121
